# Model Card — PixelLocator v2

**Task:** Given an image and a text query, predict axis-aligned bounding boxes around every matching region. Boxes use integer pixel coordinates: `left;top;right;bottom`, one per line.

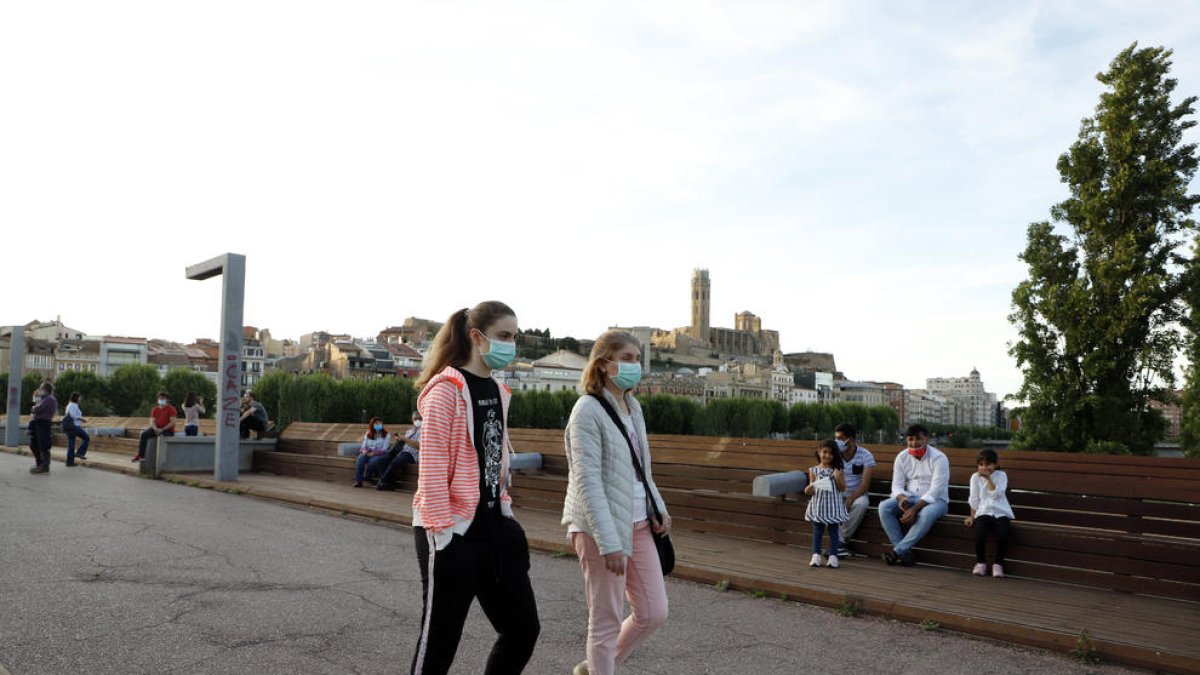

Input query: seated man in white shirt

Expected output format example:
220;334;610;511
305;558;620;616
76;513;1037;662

878;424;950;566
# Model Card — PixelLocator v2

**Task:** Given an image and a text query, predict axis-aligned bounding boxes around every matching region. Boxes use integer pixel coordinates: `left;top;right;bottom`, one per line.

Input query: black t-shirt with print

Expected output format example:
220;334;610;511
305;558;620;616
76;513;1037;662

457;368;504;519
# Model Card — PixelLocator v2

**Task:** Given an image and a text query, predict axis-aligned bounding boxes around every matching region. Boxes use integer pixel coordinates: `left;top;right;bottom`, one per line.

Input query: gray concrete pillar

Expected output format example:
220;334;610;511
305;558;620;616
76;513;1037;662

187;254;246;482
5;326;25;447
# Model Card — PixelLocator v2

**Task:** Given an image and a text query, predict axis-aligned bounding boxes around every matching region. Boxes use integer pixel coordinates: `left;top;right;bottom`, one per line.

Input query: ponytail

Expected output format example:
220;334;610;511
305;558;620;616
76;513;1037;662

415;301;516;390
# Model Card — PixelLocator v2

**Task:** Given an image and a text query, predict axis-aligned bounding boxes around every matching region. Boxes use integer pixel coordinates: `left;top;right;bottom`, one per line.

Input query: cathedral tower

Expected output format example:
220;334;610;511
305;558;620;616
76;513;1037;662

691;268;711;343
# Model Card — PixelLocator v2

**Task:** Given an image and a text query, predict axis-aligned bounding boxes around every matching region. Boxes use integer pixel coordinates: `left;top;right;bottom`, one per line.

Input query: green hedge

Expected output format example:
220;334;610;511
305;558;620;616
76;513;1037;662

3;366;218;419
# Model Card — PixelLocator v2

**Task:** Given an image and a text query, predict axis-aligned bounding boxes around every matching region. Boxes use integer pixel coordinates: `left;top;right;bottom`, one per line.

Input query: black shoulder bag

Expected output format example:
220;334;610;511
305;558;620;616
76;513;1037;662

588;393;675;576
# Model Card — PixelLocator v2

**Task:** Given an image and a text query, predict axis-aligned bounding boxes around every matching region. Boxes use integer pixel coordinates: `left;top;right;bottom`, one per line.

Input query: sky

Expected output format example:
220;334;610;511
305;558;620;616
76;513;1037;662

2;1;1199;400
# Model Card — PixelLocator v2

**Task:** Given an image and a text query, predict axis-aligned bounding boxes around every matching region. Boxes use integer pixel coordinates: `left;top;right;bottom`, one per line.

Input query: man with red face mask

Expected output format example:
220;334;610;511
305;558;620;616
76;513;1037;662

878;424;950;566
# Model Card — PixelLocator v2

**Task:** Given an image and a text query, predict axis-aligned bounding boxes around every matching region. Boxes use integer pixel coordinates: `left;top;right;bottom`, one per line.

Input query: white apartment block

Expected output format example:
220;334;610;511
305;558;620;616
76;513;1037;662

903;389;958;426
836;380;885;407
926;368;998;428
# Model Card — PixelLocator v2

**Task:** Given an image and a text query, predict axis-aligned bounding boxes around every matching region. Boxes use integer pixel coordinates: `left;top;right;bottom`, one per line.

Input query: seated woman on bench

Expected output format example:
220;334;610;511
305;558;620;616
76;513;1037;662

352;416;391;488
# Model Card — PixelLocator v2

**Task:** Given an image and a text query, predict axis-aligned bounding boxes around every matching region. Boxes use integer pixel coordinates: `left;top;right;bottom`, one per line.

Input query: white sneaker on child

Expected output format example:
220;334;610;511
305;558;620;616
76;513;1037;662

809;553;823;567
972;563;987;576
992;564;1004;578
826;555;839;569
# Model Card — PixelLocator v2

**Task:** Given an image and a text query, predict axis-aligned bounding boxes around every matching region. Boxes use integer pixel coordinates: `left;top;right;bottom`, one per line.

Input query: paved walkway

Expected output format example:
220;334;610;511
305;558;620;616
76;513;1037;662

0;445;1185;674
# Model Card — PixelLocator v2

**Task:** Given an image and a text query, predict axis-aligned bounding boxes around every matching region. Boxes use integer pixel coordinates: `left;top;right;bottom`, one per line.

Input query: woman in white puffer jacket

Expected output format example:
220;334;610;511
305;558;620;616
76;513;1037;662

562;329;671;675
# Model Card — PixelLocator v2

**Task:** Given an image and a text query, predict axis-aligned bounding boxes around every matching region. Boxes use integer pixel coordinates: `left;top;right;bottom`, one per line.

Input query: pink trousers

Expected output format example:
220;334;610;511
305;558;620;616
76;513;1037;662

573;521;669;675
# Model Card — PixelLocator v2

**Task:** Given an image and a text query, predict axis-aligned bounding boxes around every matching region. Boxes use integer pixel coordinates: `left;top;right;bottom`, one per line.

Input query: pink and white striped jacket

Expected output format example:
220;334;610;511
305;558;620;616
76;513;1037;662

412;366;514;537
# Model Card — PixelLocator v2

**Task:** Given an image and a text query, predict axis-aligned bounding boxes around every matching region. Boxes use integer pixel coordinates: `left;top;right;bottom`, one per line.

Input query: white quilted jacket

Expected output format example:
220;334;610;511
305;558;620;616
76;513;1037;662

561;389;668;557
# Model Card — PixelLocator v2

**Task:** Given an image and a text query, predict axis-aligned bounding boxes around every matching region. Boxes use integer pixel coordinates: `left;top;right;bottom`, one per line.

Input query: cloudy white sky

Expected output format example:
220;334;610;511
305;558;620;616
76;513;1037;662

3;1;1199;399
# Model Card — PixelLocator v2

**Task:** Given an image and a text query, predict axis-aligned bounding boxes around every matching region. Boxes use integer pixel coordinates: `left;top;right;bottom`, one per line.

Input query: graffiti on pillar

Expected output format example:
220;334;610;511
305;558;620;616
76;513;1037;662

223;354;240;429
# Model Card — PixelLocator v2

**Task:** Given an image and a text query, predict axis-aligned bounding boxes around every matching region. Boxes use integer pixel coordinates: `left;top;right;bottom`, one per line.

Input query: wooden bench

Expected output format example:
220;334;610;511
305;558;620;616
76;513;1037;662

257;423;543;490
501;429;1200;601
256;421;1200;601
749;445;1200;600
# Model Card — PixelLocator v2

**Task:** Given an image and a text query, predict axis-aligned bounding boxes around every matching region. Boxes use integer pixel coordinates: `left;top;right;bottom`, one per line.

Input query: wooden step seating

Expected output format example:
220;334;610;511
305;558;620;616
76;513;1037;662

752;445;1200;597
253;422;1200;601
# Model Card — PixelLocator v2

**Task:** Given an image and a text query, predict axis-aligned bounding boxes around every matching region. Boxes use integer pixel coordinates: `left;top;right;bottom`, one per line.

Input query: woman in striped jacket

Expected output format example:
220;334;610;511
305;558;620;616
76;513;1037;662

409;301;540;675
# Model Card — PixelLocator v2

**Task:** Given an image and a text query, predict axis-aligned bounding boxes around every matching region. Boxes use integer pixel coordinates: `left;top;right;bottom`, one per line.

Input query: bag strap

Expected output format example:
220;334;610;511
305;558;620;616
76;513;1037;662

587;393;664;525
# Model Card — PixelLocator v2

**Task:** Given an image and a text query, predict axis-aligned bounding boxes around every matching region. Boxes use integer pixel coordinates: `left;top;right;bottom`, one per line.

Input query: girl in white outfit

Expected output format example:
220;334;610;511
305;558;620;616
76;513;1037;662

964;449;1014;578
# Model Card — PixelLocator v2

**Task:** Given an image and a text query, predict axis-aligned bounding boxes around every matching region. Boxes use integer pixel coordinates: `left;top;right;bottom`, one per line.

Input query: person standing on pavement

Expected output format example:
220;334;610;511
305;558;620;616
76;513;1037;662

28;382;57;474
133;391;176;463
63;392;90;465
562;330;671;675
877;424;950;566
834;422;875;558
409;301;540;675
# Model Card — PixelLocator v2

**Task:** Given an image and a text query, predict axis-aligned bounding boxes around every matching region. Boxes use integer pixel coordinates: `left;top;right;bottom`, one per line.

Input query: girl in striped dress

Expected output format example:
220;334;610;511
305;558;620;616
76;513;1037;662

804;440;849;568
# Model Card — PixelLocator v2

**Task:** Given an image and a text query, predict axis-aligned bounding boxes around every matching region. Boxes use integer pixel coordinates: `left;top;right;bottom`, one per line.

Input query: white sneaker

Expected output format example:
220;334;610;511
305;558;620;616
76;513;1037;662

992;564;1005;578
826;555;839;569
810;553;824;567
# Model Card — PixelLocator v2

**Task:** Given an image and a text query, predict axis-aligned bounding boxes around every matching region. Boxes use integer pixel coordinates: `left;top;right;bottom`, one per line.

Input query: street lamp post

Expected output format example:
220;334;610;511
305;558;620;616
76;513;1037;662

4;326;25;448
186;254;246;482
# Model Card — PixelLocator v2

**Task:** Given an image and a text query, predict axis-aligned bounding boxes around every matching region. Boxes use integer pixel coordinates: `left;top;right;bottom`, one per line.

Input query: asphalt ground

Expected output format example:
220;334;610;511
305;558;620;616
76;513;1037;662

0;452;1142;675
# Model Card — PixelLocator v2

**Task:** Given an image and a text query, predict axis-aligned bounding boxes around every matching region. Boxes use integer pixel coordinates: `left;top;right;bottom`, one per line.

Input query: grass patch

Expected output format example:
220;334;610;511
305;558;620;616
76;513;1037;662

749;590;767;599
1069;629;1101;665
836;594;864;618
551;549;570;559
714;579;731;593
779;593;789;602
919;619;942;632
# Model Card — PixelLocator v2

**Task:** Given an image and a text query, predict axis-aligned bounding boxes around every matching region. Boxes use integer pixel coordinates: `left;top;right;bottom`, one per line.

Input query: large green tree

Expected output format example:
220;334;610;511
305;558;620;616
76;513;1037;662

1180;236;1200;457
54;370;111;416
106;364;162;416
162;369;218;417
1010;44;1198;454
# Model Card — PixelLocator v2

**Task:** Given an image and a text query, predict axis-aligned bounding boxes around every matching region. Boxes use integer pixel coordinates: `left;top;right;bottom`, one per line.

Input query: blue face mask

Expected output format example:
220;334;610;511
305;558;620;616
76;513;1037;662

373;423;383;431
610;361;642;390
479;334;517;370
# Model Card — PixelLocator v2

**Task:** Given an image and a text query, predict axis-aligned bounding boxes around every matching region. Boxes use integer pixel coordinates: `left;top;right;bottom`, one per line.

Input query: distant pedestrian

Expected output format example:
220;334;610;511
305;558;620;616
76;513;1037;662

182;392;205;436
377;411;421;491
965;449;1013;578
834;422;875;557
563;330;671;675
352;416;391;488
804;440;848;568
63;392;90;465
239;392;268;439
409;301;539;675
29;382;57;474
878;424;950;566
133;391;176;463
